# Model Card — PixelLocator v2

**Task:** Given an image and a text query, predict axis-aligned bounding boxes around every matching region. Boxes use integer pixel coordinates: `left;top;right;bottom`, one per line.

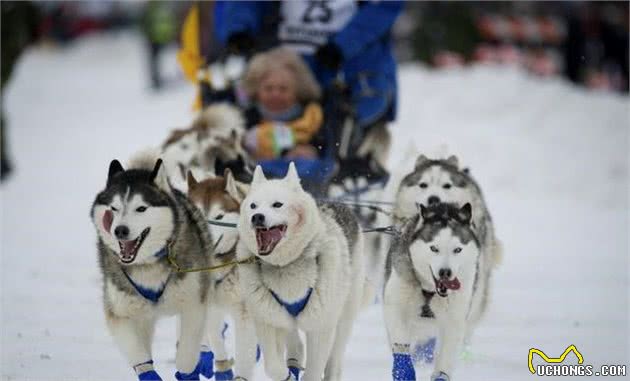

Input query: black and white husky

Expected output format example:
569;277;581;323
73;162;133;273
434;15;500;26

384;154;501;381
90;155;213;381
236;163;368;381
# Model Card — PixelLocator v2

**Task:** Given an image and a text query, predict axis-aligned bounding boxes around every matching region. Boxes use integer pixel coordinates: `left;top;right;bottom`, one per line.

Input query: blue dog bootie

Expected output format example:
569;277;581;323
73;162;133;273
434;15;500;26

413;337;436;364
287;357;303;380
134;360;163;381
392;352;416;381
431;371;450;381
198;346;214;379
214;358;235;381
175;362;201;381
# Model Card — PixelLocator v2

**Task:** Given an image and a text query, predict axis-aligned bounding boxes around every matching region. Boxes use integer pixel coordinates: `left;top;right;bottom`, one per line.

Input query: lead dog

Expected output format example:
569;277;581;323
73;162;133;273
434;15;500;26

236;163;367;381
91;155;213;381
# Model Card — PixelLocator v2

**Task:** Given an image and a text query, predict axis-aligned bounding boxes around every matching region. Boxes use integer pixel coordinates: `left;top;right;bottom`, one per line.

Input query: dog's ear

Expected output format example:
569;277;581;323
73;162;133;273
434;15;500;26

415;154;429;169
107;160;124;185
187;170;198;189
224;168;245;202
446;155;459;167
151;159;171;193
252;165;267;185
457;203;472;224
285;162;301;189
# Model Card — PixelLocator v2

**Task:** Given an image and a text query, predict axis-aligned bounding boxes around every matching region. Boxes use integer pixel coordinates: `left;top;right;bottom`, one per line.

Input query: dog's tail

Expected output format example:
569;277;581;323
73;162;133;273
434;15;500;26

126;147;162;170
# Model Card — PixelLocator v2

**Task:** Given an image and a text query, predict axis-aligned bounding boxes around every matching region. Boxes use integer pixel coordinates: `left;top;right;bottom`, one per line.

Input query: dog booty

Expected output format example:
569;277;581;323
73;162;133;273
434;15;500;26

214;358;234;381
175;363;201;381
288;366;301;380
198;349;214;379
135;360;162;381
392;353;416;381
138;370;163;381
215;369;234;381
413;337;436;363
431;371;450;381
287;357;302;380
282;370;298;381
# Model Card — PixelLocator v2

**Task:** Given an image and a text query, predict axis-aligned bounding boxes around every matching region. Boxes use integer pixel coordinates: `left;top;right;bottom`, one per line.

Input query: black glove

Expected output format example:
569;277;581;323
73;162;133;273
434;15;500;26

315;42;343;70
226;31;255;55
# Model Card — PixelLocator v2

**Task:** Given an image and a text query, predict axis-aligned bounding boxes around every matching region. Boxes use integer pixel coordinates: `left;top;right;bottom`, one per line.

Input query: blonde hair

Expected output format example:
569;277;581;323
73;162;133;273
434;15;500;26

243;47;321;103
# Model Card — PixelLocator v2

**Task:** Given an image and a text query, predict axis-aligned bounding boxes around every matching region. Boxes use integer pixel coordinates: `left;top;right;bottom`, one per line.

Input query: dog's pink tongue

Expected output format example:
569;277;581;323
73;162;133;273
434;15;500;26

266;228;283;243
257;228;284;252
121;240;135;257
103;210;113;233
443;277;461;290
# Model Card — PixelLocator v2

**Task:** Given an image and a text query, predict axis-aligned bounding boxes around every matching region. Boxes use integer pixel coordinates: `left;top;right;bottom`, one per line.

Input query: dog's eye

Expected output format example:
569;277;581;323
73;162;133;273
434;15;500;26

111;206;118;212
430;245;439;253
180;143;189;150
136;206;147;213
272;202;283;208
453;247;462;254
215;214;224;220
419;183;428;189
443;183;452;190
250;203;257;209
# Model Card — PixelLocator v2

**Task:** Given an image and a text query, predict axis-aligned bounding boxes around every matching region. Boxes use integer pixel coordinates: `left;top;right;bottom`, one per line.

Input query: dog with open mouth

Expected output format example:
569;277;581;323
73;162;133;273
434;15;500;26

91;152;214;381
384;201;493;381
236;162;370;381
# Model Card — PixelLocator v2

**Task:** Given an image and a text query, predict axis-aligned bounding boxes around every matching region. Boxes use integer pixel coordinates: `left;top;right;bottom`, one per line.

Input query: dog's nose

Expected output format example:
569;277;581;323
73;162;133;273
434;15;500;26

438;268;452;279
428;196;440;205
251;213;266;227
114;225;129;240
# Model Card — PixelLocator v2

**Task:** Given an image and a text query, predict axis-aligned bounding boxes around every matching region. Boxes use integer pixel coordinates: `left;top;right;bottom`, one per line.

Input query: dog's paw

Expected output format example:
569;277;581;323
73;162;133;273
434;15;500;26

413;337;436;364
198;350;214;378
214;358;234;381
138;370;163;381
175;364;201;381
288;365;301;380
392;352;416;381
430;371;450;381
215;369;234;381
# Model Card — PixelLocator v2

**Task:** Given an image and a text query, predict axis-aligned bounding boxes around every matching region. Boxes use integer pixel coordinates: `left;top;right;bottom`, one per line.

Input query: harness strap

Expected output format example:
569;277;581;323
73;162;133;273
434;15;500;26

270;287;313;317
122;264;171;304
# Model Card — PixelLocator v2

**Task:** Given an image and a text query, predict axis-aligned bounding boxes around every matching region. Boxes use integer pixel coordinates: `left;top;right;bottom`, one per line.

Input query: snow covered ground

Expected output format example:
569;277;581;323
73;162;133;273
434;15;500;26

1;32;628;381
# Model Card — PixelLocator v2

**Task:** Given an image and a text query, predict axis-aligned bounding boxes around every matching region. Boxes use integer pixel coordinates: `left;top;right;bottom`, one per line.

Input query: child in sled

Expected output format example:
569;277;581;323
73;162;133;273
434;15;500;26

241;47;323;161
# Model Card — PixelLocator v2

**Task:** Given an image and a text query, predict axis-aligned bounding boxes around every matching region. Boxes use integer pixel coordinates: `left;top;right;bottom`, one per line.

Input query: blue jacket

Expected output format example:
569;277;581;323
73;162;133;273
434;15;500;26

217;1;403;127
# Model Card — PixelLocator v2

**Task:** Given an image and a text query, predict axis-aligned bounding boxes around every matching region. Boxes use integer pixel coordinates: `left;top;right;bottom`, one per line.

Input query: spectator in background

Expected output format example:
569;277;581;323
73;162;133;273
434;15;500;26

141;1;176;90
1;1;40;182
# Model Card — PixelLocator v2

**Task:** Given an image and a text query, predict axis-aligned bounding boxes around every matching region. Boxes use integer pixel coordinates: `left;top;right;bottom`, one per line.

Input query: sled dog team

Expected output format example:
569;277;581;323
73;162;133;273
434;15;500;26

92;129;501;381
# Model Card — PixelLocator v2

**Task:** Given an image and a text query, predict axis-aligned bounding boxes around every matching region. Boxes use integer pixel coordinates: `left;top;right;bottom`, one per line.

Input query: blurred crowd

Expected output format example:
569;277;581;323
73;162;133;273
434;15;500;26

2;1;627;93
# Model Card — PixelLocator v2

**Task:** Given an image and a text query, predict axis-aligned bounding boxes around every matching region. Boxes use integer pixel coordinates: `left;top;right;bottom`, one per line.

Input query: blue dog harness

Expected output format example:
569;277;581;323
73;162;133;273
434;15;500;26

270;287;314;317
121;246;172;304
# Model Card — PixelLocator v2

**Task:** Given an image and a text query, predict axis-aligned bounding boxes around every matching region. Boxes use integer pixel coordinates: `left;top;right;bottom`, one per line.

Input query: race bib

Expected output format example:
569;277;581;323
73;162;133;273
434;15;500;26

279;0;357;54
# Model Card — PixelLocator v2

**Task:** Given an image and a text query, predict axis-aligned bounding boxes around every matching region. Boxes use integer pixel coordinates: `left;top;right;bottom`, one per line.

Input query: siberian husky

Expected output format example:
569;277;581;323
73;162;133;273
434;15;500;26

384;153;502;381
236;163;367;381
90;155;213;381
384;202;488;381
161;103;251;189
187;169;258;381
